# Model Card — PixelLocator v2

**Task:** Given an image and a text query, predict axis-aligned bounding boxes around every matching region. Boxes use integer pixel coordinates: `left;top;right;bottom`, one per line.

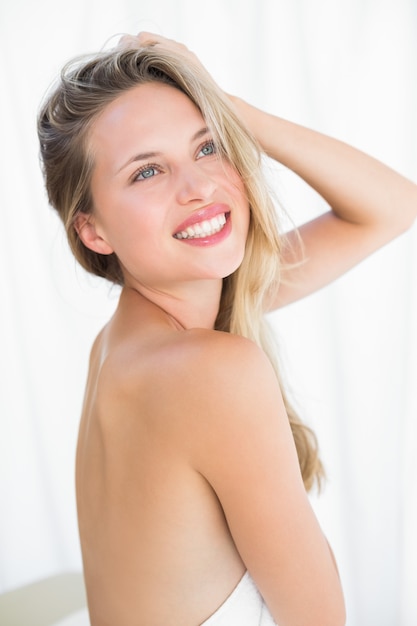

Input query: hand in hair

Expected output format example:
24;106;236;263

118;31;207;75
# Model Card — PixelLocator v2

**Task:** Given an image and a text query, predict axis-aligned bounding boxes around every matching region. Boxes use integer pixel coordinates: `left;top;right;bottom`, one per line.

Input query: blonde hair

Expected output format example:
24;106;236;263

38;43;324;491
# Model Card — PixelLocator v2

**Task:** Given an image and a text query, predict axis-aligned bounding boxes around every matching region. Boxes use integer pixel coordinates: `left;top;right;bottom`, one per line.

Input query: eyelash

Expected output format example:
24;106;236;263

132;163;161;182
131;140;217;183
197;140;217;158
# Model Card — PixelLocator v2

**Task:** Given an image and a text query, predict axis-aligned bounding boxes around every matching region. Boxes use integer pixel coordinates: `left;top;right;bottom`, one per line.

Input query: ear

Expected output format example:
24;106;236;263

74;212;114;255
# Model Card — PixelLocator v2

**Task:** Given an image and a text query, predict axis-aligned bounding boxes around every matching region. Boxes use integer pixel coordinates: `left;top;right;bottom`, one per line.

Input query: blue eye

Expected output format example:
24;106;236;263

135;166;159;180
198;141;216;157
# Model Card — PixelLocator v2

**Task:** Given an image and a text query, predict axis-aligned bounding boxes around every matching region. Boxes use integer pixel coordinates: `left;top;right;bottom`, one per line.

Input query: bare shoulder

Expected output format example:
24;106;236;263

172;327;296;457
145;328;285;423
159;328;276;385
100;326;286;446
140;327;296;473
104;325;274;397
176;328;278;383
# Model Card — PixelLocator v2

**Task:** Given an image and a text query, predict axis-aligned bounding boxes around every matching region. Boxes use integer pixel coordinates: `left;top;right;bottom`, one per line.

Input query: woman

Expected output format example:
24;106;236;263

38;32;416;625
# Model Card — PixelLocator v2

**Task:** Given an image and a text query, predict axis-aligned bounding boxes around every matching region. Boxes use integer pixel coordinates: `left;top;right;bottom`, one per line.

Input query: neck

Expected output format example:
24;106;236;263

123;278;224;330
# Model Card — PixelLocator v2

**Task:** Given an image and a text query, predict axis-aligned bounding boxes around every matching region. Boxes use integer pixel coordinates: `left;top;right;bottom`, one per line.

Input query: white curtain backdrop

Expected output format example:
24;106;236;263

1;1;416;625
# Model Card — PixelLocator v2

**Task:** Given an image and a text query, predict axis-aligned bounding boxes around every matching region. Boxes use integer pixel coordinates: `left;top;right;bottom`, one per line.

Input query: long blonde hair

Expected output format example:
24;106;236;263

38;43;324;491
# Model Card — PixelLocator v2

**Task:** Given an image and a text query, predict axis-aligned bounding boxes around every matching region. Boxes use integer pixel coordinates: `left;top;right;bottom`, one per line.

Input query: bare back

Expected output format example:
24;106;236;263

77;286;344;626
76;288;245;626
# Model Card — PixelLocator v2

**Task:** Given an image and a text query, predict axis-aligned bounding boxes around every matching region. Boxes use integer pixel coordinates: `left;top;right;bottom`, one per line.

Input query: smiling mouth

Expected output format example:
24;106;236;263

173;213;229;240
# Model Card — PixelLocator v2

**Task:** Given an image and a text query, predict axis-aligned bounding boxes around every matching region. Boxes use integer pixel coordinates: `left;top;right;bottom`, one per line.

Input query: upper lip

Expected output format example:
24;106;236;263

173;203;230;235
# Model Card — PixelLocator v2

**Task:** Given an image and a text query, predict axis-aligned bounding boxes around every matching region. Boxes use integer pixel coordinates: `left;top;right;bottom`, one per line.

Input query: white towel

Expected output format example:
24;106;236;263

200;571;277;625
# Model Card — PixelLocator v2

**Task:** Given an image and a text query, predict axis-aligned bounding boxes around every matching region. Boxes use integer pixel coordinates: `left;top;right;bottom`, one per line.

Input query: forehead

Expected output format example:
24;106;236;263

89;82;204;151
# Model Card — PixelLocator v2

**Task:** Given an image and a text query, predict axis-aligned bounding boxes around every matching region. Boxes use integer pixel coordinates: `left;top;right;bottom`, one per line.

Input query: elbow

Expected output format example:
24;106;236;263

407;211;417;232
398;208;417;235
398;189;417;234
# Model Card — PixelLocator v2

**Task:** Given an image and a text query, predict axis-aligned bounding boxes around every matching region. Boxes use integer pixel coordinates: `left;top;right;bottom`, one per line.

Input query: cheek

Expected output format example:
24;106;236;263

227;174;250;228
93;204;151;266
223;166;247;200
113;210;157;250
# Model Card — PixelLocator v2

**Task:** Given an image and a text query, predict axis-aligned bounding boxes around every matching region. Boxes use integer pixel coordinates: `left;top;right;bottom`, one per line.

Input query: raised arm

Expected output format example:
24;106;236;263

230;96;417;308
125;32;417;307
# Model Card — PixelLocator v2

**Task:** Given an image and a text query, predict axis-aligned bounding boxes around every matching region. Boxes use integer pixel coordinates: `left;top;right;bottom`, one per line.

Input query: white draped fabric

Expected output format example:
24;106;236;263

1;1;416;625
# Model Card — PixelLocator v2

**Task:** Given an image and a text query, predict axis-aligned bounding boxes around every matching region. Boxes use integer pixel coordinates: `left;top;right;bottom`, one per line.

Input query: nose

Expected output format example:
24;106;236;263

175;163;217;205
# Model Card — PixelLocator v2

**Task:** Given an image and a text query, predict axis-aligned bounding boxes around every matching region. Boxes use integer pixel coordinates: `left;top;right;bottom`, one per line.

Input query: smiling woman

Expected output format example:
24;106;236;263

80;81;249;290
37;31;416;626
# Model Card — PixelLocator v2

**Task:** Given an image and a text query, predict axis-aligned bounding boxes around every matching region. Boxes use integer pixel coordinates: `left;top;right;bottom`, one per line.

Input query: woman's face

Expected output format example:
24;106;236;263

84;81;250;294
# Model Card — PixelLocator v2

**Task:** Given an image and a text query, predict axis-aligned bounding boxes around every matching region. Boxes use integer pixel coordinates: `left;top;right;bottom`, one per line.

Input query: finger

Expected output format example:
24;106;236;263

117;32;161;50
136;32;167;47
137;32;191;55
116;32;202;73
117;34;140;49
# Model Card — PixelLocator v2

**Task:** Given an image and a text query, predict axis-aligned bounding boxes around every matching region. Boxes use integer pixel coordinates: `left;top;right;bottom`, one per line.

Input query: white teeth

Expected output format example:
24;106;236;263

174;213;227;239
201;220;212;234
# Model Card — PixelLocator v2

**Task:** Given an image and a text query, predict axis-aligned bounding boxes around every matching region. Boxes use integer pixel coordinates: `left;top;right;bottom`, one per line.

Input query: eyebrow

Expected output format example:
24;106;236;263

117;127;211;174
